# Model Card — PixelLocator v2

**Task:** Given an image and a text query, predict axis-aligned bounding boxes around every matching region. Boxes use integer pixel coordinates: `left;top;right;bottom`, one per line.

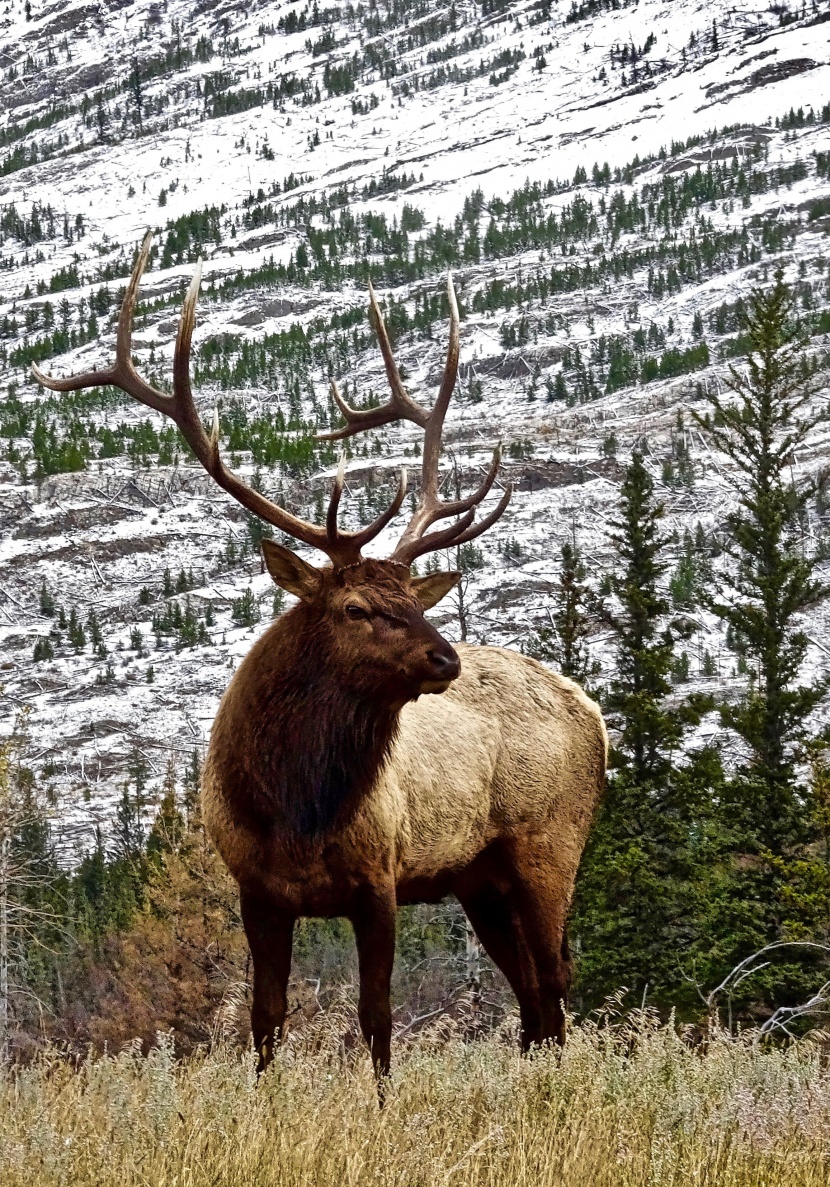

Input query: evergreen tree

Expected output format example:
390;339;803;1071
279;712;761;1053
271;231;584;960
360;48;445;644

39;579;55;617
696;273;826;853
231;587;260;627
525;536;594;685
573;451;719;1008
694;273;830;1006
73;828;136;942
0;720;64;1057
129;57;143;127
103;748;150;923
147;756;184;860
604;451;681;781
183;749;202;819
553;539;593;682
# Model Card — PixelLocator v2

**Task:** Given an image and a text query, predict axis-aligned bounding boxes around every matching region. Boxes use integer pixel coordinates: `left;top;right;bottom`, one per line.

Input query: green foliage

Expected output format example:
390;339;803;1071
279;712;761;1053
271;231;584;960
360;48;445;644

457;542;485;573
578;277;830;1015
160;206;225;266
669;527;714;608
67;608;86;652
524;539;595;685
231;588;260;627
147;759;185;860
323;58;358;96
602;452;684;781
39;579;55;617
152;597;210;650
4;51;830;1051
573;450;721;1008
32;637;53;662
697;274;827;851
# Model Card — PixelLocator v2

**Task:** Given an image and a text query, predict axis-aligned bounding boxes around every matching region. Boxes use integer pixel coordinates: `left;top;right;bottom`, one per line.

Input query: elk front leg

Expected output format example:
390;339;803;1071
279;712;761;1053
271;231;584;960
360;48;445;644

240;889;294;1074
350;886;397;1083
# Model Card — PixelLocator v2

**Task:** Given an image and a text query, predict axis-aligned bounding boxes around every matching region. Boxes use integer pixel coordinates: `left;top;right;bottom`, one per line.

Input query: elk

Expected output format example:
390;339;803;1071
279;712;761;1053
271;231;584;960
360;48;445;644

34;232;607;1082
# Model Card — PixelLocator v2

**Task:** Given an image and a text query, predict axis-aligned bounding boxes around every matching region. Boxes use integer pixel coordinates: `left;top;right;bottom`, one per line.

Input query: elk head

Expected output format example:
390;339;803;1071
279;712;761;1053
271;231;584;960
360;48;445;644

263;548;462;701
32;231;511;702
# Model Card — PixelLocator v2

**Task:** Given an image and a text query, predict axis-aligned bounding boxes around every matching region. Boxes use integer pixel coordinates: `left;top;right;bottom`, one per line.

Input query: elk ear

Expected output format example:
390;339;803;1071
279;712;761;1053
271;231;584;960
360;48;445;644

411;570;461;610
262;540;322;602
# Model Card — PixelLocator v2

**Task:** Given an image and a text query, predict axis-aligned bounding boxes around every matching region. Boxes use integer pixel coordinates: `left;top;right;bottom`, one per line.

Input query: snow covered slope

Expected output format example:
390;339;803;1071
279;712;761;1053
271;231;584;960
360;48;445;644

0;0;829;848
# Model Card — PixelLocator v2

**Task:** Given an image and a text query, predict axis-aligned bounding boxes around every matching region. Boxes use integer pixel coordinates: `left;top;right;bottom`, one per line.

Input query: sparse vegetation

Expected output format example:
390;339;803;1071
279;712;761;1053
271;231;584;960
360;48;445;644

0;1021;827;1187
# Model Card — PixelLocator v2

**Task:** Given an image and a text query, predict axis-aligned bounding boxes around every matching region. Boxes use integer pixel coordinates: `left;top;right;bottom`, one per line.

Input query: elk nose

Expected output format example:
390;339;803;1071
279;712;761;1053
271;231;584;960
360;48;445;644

428;644;460;682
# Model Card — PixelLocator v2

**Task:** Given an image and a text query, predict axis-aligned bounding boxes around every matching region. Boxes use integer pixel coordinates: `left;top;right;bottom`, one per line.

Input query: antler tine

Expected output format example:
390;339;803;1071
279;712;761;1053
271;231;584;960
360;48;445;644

389;275;513;564
450;444;501;512
391;469;512;566
34;237;505;569
444;484;513;550
32;230;173;416
315;378;420;443
164;268;404;565
388;483;512;566
115;231;157;391
169;258;212;453
351;467;408;551
395;509;477;565
316;283;430;442
367;280;430;425
419;274;460;504
326;454;347;543
390;446;503;561
319;273;509;567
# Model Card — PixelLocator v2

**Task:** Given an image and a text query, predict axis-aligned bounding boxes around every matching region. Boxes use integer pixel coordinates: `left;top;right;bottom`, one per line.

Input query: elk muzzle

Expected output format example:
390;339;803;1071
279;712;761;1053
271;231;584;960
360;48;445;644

418;634;461;694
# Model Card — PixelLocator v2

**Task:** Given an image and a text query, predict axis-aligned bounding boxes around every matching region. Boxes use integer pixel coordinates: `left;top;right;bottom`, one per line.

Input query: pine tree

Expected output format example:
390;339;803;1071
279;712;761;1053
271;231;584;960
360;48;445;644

111;748;148;880
68;608;86;652
183;749;202;819
39;579;55;617
129;57;143;127
0;720;63;1058
525;536;594;685
147;756;184;860
696;273;827;854
553;539;594;683
572;451;719;1008
231;587;260;627
604;451;681;781
693;273;830;1009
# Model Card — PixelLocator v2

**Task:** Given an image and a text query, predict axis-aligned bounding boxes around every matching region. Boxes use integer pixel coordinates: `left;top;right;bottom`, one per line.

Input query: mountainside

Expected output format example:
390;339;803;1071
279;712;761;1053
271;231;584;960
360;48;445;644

1;0;829;849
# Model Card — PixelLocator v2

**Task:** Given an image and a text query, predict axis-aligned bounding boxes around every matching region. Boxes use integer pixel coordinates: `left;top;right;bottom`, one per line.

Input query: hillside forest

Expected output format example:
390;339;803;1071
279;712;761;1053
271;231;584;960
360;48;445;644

1;272;829;1056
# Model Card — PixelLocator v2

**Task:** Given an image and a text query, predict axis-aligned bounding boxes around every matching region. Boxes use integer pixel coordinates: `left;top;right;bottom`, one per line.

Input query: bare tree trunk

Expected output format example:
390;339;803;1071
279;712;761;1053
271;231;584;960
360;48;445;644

452;456;469;642
455;557;468;642
465;917;482;1026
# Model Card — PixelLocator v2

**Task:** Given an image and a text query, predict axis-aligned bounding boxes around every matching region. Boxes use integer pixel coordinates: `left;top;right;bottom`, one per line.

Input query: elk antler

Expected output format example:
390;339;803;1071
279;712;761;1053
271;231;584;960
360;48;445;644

319;277;511;565
32;230;406;568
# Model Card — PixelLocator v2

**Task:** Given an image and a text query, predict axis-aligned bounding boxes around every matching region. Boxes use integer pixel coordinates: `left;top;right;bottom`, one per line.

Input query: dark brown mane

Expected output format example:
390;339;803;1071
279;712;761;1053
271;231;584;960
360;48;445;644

220;596;402;841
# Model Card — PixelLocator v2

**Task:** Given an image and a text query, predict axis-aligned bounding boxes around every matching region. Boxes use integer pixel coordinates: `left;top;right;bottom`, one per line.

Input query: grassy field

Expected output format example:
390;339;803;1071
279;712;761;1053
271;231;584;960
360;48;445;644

1;1010;828;1187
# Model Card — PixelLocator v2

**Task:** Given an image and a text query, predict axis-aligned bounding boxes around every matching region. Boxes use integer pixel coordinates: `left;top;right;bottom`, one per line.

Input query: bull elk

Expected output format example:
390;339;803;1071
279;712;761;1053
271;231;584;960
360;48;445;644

34;232;607;1081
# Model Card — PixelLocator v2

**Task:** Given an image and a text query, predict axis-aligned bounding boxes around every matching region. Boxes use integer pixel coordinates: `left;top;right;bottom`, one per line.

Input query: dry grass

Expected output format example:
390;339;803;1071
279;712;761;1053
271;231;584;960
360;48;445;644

1;1009;829;1187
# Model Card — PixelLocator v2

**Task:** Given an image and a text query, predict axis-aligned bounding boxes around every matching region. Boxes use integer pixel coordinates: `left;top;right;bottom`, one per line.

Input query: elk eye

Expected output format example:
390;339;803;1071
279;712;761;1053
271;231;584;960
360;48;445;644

345;604;369;620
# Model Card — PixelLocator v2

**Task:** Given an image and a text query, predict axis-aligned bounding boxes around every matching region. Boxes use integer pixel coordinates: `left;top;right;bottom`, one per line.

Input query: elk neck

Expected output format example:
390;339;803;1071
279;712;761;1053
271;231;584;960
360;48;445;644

231;602;403;841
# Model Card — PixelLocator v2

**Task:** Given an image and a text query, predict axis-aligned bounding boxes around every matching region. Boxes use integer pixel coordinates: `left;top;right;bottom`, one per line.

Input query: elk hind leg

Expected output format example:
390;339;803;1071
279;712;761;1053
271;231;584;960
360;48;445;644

457;881;543;1050
509;850;572;1047
240;889;294;1074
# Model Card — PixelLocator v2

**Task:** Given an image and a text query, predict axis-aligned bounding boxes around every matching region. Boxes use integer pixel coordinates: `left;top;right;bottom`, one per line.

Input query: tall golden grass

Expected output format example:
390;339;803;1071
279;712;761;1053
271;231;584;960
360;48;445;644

1;1006;828;1187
